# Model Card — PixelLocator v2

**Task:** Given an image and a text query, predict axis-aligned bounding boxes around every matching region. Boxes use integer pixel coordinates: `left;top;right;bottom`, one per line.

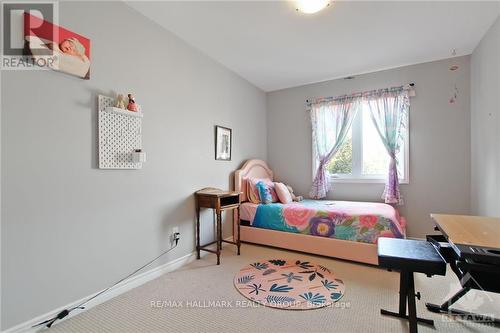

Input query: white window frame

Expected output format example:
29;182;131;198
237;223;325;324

312;104;410;185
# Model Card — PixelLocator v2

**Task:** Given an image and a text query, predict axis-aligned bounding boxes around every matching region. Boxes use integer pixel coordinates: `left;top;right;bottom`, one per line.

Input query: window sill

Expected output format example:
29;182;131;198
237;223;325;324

329;177;409;185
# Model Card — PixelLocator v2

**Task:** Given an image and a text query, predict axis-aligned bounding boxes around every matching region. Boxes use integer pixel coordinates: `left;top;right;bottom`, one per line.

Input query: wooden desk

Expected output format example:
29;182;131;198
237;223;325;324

195;188;241;265
431;214;500;263
427;214;500;324
431;214;500;249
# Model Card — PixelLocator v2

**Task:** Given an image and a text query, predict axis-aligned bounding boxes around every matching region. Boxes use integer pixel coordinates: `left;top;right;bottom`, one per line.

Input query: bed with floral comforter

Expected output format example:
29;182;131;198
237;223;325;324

250;200;406;244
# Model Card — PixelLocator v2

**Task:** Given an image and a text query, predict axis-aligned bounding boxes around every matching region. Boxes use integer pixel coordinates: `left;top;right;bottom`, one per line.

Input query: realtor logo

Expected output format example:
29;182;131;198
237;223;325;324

441;273;496;325
1;1;57;70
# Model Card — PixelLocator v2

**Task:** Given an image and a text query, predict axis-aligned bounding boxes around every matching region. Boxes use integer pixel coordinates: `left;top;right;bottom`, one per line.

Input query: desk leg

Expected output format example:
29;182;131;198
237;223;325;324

196;205;200;260
216;210;221;265
430;286;470;312
425;285;500;325
237;206;241;255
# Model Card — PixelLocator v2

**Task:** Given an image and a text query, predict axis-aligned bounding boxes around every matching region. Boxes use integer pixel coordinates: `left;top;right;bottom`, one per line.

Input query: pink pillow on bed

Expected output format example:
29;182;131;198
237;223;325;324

274;182;292;204
247;178;277;204
245;177;261;204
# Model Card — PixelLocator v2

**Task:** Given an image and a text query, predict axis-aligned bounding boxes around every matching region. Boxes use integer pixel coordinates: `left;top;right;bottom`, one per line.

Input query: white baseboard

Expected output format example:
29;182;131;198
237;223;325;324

3;238;234;333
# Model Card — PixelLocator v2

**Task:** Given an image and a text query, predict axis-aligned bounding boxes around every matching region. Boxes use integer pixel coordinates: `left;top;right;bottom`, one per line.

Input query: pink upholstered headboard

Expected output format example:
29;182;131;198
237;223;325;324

234;159;273;202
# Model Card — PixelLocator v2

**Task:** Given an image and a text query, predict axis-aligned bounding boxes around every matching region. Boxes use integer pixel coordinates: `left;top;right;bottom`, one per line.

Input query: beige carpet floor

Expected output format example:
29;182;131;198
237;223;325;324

46;243;500;333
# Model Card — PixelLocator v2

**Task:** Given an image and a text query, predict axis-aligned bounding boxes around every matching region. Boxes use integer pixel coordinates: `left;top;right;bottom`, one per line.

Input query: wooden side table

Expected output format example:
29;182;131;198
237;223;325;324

195;187;241;265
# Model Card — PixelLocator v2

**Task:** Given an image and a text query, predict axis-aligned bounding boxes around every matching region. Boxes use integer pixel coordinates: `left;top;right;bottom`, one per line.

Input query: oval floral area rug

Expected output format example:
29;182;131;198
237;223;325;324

234;259;345;310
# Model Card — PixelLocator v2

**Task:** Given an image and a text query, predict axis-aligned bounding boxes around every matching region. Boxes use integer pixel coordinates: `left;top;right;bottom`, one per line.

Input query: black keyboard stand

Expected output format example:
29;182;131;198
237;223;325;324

426;235;500;327
426;284;500;326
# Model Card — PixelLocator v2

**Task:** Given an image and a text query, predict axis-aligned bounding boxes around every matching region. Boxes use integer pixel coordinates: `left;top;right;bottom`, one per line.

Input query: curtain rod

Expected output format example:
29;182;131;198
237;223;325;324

305;83;415;105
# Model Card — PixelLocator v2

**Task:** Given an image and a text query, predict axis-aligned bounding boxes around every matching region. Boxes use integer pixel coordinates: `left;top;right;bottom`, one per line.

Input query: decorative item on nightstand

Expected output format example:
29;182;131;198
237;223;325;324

195;187;241;265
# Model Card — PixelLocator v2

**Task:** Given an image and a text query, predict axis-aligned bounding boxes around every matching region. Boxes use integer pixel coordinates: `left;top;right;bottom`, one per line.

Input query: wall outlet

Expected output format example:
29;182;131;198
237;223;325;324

171;227;180;245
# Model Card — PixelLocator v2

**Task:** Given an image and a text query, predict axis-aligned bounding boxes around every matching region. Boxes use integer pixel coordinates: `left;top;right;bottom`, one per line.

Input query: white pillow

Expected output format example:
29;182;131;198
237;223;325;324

274;182;293;204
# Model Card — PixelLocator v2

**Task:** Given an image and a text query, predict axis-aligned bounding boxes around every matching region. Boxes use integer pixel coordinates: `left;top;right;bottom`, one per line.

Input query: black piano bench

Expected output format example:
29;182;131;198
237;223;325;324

378;237;446;333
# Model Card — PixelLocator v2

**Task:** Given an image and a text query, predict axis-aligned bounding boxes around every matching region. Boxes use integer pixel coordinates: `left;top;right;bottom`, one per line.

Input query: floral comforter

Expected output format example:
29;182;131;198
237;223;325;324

252;200;405;244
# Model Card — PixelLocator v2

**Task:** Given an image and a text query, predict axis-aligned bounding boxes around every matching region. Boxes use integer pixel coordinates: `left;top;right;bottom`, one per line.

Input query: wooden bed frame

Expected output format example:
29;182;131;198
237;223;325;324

233;159;379;265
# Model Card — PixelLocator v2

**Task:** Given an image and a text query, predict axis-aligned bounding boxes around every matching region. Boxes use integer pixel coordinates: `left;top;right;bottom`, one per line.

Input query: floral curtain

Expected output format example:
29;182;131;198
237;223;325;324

366;88;409;205
309;96;361;199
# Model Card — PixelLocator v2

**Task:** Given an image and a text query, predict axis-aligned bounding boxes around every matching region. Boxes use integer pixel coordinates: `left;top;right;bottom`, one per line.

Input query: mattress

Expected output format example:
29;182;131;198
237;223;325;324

240;200;406;244
240;202;259;222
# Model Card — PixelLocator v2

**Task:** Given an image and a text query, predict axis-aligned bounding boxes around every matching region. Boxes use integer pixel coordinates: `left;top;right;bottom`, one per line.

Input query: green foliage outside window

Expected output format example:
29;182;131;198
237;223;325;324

326;138;352;175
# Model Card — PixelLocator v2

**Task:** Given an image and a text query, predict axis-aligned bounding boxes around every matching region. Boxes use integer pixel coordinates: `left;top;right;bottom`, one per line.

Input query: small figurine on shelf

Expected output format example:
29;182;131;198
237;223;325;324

127;94;138;112
115;94;126;109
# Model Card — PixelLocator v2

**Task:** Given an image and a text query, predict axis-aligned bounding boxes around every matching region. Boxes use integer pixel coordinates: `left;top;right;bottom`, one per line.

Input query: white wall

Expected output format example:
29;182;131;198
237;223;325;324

0;1;266;329
471;16;500;217
267;56;471;238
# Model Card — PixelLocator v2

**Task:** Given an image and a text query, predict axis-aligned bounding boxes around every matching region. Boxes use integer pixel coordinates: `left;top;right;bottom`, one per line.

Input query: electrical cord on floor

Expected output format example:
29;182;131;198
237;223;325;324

33;233;181;329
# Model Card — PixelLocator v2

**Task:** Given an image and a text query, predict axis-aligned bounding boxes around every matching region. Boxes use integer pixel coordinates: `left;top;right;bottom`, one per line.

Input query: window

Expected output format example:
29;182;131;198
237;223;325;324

317;101;409;183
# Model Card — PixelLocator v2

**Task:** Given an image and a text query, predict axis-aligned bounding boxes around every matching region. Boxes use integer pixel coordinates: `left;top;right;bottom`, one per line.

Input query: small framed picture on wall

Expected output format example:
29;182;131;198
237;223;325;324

215;125;232;161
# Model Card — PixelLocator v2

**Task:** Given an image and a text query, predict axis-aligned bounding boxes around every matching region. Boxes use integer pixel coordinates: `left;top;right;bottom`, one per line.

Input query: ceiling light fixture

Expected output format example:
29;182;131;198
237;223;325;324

296;0;331;14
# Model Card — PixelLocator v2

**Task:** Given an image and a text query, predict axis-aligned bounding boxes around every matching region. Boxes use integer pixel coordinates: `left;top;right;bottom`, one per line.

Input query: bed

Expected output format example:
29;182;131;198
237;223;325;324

233;159;406;265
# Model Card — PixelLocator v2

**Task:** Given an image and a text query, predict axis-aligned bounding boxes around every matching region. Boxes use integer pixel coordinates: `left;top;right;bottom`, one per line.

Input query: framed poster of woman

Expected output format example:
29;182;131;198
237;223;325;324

23;12;91;79
215;125;232;161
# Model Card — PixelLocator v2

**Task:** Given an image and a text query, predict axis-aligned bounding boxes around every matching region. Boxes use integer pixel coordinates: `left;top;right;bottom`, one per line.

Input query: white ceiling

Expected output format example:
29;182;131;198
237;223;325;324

128;1;500;92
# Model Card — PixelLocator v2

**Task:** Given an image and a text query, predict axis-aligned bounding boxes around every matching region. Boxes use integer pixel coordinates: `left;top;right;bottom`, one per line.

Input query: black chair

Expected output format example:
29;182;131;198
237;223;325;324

378;237;446;333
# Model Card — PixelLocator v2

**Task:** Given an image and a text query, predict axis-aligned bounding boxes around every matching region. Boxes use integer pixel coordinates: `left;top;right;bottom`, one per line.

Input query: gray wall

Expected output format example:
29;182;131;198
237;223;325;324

471;16;500;217
1;1;266;329
267;56;471;238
